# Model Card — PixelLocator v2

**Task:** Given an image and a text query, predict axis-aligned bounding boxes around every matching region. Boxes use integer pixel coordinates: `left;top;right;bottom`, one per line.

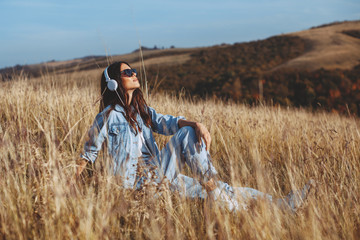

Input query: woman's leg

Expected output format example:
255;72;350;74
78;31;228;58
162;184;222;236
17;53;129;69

152;126;274;211
154;126;218;184
171;175;314;212
152;126;314;212
170;175;270;211
170;174;207;199
216;180;315;212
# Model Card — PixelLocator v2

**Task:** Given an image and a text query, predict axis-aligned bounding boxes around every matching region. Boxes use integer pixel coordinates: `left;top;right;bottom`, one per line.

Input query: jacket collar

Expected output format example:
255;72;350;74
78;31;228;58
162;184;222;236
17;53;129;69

114;104;125;113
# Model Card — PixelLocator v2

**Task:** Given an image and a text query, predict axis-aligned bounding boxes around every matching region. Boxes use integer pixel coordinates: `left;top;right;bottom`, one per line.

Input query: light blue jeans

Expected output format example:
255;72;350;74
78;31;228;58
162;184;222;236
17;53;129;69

136;126;279;209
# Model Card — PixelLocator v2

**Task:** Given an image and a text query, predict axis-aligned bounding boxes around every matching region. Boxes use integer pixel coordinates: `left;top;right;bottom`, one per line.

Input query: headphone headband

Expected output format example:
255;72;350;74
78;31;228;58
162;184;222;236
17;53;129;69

104;67;110;80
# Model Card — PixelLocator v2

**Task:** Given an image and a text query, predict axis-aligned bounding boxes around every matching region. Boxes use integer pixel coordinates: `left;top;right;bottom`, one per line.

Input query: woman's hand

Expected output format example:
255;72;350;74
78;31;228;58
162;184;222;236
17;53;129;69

178;119;211;151
194;122;211;151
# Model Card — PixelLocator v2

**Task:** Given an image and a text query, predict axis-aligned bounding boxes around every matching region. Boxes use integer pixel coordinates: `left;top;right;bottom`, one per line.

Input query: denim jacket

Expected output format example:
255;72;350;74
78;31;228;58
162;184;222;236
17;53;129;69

81;104;185;188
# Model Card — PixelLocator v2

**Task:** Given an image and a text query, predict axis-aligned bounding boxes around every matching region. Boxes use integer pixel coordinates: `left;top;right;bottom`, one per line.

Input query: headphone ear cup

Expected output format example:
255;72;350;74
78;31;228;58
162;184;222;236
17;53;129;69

107;79;118;91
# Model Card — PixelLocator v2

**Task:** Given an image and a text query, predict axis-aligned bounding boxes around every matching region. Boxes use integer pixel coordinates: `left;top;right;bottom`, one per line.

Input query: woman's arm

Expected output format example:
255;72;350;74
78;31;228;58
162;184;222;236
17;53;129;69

148;107;211;150
149;107;185;135
178;119;212;151
76;111;109;178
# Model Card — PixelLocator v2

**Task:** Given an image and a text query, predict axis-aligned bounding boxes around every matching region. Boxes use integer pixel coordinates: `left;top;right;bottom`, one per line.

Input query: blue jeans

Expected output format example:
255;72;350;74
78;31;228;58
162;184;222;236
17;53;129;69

138;126;279;208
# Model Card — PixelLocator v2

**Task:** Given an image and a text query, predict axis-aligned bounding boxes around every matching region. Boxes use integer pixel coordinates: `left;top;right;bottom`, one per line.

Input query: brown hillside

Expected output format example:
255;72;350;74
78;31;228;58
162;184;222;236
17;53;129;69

273;20;360;71
45;47;196;72
0;47;198;80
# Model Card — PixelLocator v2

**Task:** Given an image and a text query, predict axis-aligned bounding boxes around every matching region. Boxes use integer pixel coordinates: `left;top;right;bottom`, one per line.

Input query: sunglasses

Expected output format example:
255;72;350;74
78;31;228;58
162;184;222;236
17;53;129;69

120;68;137;77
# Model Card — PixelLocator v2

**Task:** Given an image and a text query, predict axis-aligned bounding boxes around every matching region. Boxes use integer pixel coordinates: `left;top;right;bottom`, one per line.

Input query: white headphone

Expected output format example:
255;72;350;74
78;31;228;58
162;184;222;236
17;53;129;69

104;66;118;91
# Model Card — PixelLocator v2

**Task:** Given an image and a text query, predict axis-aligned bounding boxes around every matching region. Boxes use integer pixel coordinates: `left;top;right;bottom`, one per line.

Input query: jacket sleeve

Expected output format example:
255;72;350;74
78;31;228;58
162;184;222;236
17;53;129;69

80;112;108;163
149;107;185;136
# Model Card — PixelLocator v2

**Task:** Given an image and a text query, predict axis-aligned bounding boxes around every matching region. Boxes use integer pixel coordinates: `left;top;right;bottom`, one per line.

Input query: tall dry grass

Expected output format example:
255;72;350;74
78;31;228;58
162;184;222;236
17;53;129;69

0;70;359;239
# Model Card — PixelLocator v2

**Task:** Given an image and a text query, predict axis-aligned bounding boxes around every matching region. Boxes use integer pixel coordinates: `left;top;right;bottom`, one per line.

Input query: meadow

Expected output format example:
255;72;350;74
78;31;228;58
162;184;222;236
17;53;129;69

0;70;359;239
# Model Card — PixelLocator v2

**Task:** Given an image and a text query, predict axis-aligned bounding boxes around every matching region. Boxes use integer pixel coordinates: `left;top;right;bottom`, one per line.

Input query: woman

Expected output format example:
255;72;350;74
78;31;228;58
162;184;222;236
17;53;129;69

76;61;313;212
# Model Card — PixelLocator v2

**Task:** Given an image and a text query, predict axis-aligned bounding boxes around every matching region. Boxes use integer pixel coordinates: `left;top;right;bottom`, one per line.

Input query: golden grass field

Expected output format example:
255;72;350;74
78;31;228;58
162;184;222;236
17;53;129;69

0;70;359;240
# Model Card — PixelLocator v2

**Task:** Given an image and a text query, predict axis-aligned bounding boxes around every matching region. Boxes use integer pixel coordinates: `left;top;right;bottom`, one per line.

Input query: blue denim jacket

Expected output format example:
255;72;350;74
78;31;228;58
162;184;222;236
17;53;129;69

81;104;185;188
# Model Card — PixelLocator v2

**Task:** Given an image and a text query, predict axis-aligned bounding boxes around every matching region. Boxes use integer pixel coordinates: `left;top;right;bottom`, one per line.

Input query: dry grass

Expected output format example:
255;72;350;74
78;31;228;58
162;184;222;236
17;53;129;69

0;71;360;239
278;20;360;71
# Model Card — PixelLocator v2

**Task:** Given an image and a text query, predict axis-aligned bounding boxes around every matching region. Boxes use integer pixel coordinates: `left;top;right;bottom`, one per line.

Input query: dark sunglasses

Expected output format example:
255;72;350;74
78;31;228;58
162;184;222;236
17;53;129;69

120;68;137;77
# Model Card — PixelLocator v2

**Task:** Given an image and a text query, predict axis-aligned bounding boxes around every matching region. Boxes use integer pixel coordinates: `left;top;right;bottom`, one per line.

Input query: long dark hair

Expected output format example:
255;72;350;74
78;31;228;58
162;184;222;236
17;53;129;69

100;61;152;133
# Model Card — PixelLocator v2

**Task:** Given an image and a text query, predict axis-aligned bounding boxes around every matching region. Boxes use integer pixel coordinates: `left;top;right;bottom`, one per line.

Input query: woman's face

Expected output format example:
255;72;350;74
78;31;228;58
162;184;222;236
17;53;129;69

120;63;140;92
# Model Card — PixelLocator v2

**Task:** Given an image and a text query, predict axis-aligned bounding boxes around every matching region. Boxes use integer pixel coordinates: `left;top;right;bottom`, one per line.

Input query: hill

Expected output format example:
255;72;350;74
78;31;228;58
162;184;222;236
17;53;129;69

276;20;360;71
1;20;360;114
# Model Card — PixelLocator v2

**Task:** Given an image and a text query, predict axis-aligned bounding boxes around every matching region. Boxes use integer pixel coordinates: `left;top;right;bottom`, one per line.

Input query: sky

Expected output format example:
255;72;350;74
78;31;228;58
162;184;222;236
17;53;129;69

0;0;359;69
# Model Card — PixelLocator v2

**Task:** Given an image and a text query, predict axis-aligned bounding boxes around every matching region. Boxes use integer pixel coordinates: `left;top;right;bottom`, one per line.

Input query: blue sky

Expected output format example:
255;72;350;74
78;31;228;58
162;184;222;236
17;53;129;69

0;0;359;68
